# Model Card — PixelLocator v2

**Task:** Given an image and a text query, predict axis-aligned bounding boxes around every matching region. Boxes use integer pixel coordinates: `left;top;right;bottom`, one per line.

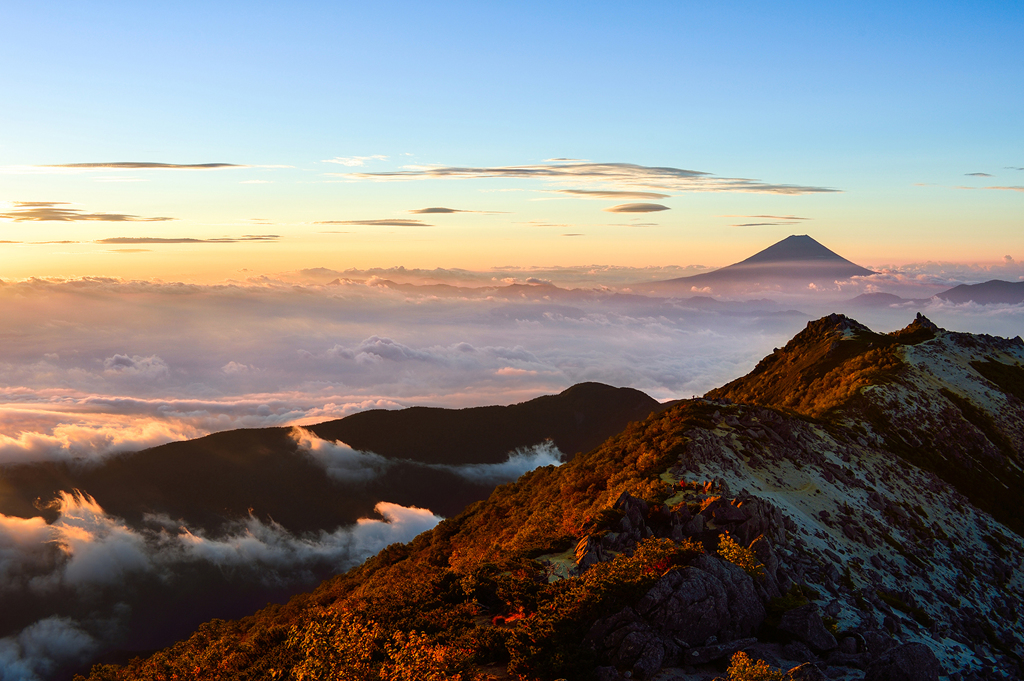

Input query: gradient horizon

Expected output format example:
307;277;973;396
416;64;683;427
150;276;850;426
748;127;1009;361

2;1;1022;283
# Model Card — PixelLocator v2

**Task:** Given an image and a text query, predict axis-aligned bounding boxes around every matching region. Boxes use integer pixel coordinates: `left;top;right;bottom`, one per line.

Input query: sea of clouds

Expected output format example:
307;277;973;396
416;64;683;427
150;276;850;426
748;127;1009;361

1;262;1022;465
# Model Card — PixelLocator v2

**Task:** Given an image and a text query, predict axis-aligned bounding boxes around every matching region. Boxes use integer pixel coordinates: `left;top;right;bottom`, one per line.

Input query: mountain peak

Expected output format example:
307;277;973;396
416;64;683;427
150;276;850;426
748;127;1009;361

736;234;857;265
646;235;875;294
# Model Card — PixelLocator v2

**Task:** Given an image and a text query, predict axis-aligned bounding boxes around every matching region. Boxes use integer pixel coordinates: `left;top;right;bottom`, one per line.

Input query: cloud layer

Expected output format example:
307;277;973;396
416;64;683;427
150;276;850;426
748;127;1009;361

0;492;440;680
1;262;1022;465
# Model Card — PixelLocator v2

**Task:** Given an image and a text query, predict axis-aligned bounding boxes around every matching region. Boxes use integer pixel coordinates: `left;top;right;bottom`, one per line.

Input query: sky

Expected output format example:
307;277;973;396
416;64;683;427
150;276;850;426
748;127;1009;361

2;4;1023;676
1;1;1021;281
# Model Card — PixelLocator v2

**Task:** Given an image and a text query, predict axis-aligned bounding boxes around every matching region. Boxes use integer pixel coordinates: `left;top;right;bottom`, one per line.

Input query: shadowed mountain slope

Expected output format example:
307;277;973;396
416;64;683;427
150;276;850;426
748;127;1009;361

308;382;659;465
0;382;658;534
77;316;1024;681
641;235;875;295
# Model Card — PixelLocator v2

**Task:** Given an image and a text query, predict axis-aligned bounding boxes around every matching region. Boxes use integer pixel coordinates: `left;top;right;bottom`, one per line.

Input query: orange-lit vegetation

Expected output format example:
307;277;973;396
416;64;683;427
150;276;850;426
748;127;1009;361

725;651;785;681
706;315;913;418
76;403;717;681
717;532;765;578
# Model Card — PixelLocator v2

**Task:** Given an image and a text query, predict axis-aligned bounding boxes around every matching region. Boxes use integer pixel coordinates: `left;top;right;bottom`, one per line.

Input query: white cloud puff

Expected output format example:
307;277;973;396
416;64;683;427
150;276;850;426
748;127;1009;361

432;441;564;485
290;427;393;481
0;616;97;681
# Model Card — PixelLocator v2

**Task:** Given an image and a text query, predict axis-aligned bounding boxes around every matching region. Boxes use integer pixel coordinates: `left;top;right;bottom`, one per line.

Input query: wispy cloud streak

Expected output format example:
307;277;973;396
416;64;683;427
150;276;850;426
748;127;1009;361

39;162;243;170
344;160;840;195
313;219;431;227
602;203;670;213
95;235;279;244
0;202;172;222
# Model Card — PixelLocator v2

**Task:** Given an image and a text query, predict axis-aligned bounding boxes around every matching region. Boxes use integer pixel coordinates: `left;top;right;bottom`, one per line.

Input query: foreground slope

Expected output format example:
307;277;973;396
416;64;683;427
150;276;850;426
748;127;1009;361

79;316;1024;681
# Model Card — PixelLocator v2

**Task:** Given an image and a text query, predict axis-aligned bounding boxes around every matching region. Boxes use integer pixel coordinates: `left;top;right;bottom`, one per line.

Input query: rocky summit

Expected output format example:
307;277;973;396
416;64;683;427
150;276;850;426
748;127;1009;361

77;314;1024;681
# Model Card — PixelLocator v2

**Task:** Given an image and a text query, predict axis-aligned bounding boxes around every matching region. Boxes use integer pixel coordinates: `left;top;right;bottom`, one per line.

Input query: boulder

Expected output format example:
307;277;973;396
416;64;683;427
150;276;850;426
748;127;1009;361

635;555;764;646
587;608;666;681
838;636;858;655
782;641;816;664
574;535;606;572
864;642;942;681
618;630;665;680
825;651;867;670
749;535;782;599
778;604;838;652
785;662;827;680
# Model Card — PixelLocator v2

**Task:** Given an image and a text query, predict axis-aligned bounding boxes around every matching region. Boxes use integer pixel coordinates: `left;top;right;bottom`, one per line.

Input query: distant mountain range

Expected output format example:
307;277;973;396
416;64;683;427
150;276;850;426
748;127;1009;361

0;382;658;535
842;279;1024;308
935;279;1024;305
640;235;876;295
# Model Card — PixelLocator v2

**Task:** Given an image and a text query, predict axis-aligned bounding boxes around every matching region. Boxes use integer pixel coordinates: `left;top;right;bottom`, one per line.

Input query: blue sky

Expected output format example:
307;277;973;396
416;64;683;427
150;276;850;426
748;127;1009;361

1;1;1022;278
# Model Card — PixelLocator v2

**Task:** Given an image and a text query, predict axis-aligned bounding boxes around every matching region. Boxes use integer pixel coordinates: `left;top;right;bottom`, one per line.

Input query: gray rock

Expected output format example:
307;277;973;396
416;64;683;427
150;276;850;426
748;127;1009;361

587;607;673;680
782;640;816;663
623;632;664;680
838;636;858;655
635;556;765;647
740;642;788;670
575;534;606;572
596;667;624;681
778;604;838;652
786;662;827;680
749;535;782;599
825;651;867;670
864;642;942;681
683;514;704;535
683;637;758;665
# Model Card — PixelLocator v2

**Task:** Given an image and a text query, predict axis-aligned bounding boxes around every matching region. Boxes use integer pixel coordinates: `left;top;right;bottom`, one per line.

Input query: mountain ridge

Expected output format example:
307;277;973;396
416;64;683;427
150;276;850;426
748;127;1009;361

73;314;1024;681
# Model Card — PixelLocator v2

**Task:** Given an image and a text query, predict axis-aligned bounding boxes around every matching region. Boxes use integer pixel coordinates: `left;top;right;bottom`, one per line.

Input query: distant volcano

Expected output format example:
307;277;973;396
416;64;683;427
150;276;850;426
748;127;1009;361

642;235;875;295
